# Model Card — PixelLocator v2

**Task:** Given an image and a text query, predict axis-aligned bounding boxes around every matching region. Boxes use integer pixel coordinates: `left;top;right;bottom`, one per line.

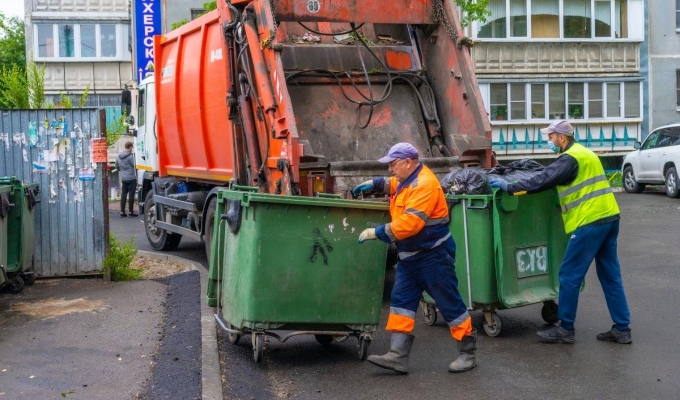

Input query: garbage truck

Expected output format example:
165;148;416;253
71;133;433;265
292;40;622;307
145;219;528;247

123;0;492;256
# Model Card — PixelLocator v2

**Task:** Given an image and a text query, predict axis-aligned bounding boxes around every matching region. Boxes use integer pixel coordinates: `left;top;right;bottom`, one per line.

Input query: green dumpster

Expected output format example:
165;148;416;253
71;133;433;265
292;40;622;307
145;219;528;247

0;185;11;289
207;187;390;362
0;177;40;293
420;188;569;337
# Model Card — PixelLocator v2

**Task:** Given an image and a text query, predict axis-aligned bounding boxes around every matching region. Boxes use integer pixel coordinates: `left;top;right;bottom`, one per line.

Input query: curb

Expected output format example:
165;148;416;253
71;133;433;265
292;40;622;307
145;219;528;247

137;251;222;400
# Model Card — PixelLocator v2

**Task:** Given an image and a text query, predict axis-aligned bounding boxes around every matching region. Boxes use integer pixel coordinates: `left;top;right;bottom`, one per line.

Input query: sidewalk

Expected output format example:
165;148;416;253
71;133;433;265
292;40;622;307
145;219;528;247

0;252;222;400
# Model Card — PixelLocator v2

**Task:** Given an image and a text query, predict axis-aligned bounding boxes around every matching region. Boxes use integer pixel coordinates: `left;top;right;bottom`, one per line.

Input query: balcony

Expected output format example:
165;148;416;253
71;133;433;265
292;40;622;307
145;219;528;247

472;41;640;75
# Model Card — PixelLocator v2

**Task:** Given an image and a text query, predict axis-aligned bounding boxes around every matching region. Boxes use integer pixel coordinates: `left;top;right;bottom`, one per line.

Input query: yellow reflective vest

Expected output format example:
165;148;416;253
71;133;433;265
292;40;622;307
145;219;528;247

557;143;619;234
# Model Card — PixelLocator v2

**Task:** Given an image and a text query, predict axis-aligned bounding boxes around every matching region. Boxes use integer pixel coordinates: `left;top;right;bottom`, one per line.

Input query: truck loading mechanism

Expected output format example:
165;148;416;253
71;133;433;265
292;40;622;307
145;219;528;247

128;0;492;255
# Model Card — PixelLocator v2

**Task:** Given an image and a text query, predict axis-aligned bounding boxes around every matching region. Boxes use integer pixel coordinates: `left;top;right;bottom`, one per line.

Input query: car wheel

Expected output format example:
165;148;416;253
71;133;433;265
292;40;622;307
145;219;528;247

623;166;645;193
665;167;680;198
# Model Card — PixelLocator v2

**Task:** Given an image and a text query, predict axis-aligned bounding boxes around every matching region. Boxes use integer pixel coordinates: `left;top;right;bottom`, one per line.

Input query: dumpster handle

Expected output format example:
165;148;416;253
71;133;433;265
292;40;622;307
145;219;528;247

461;199;473;309
466;203;489;210
214;313;243;335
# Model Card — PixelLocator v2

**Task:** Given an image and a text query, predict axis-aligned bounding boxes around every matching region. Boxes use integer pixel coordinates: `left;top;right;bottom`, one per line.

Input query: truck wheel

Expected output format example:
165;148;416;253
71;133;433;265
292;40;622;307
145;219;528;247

665;167;680;198
623;166;645;193
144;190;182;251
204;198;217;260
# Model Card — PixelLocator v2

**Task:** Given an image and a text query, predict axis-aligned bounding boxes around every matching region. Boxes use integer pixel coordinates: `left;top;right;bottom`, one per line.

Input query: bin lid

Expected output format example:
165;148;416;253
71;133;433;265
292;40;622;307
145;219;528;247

219;189;389;211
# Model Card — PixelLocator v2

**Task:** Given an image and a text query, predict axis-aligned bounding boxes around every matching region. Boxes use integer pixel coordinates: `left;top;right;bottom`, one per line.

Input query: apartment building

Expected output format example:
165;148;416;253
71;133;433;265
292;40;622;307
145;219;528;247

467;0;646;161
648;2;680;130
24;0;133;107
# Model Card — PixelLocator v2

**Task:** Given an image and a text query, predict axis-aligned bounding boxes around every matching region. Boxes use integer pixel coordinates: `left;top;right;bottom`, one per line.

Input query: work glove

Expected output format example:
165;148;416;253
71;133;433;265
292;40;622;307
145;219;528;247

352;180;374;197
489;178;508;192
358;228;377;244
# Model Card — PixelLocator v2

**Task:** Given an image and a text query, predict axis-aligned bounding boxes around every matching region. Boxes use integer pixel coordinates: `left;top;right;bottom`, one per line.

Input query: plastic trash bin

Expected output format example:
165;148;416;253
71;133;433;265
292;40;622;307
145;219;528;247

0;177;40;293
207;186;390;362
0;184;11;289
420;188;569;337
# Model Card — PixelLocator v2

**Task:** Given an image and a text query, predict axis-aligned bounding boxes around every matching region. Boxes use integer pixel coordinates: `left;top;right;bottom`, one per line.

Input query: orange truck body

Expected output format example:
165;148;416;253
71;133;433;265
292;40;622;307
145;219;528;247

153;0;491;197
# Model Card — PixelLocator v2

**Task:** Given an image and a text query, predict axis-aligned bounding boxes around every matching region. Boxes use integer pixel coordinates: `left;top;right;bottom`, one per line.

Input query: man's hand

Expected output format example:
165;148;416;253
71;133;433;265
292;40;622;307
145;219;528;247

352;180;374;197
358;228;377;244
489;178;508;191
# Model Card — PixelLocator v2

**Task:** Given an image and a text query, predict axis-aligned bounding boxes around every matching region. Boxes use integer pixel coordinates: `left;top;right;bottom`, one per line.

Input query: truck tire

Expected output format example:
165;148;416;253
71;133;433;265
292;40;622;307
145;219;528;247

623;166;645;193
204;198;217;261
144;190;182;251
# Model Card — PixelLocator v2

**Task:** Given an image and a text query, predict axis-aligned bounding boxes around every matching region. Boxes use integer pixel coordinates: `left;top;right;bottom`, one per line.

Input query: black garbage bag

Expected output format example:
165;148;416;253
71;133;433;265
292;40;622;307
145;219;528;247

440;168;492;195
487;158;545;182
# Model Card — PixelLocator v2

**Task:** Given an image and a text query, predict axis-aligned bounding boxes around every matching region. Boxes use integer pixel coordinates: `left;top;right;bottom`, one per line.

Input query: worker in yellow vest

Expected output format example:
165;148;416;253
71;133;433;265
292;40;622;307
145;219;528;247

490;120;631;345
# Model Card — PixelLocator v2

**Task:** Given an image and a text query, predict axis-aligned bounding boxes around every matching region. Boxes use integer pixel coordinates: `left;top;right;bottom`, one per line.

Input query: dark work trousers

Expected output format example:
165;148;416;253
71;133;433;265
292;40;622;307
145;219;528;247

120;179;137;214
557;219;630;331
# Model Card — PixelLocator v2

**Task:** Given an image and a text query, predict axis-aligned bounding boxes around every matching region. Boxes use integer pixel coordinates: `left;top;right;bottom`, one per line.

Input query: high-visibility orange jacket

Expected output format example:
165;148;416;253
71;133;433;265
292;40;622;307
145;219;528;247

374;164;452;262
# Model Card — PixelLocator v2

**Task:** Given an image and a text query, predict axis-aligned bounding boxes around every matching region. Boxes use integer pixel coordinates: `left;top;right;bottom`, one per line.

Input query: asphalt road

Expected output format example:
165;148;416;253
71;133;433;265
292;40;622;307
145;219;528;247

111;191;680;399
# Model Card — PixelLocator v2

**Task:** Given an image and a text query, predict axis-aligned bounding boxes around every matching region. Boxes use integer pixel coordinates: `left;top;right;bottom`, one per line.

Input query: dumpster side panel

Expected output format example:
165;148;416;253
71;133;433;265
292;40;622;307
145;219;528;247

494;190;569;308
0;186;10;280
217;192;390;329
448;196;498;308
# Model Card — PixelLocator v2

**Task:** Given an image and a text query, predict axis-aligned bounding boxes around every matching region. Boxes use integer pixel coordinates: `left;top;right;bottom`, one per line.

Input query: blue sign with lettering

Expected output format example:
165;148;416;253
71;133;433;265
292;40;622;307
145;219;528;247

135;0;161;83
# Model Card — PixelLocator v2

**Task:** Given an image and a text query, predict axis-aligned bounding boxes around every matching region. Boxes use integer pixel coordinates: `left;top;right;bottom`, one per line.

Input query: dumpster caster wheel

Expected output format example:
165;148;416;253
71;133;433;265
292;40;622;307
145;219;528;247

6;275;25;294
358;337;371;361
226;323;241;345
421;301;437;326
315;335;333;346
22;271;36;286
483;313;502;337
252;334;264;363
541;301;559;324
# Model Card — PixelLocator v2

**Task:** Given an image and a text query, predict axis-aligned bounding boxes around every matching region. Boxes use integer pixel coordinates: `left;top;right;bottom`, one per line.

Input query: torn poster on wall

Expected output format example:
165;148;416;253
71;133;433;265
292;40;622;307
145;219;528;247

78;168;95;181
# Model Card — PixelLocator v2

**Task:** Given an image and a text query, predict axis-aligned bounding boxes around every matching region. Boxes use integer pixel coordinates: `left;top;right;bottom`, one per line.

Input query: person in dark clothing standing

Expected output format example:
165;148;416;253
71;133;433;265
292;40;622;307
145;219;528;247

116;141;138;217
490;120;631;345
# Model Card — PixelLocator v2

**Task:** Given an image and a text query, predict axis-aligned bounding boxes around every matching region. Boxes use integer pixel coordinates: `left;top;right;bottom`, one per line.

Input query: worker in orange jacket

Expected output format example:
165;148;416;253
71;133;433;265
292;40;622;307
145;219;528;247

353;142;476;374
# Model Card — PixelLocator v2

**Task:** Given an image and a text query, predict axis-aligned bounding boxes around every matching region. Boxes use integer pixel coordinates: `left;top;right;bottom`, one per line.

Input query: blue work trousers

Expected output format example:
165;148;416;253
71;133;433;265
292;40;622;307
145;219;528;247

558;219;630;331
391;239;469;331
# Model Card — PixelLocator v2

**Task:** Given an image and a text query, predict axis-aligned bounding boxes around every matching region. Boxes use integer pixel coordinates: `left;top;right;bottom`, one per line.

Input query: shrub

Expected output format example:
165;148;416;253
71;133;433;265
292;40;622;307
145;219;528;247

102;233;142;281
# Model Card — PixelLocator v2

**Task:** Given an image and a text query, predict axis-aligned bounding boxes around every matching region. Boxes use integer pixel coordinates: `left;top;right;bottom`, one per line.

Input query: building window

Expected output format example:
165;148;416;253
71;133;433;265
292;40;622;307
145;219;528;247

677;0;680;30
37;25;54;57
549;83;566;119
490;83;508;120
531;84;546;118
623;81;640;118
479;0;507;38
81;25;96;57
477;0;629;39
191;8;206;20
588;83;604;118
34;23;131;61
486;80;640;121
607;82;621;117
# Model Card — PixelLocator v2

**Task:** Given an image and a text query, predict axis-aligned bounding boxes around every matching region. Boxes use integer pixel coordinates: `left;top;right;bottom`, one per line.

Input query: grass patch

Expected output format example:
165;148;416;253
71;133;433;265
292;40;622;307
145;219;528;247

103;233;142;281
606;171;622;188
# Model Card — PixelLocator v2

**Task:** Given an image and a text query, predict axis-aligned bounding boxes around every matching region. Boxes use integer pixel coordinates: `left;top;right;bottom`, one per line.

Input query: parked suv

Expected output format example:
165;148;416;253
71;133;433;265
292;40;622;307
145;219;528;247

622;123;680;198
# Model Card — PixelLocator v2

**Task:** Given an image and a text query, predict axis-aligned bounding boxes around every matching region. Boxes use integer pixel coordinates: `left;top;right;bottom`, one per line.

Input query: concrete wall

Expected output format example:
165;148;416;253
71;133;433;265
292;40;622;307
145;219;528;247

648;1;680;130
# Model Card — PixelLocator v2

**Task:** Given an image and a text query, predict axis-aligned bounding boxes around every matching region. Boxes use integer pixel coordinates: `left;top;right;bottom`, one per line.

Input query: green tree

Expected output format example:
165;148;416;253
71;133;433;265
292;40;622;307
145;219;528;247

0;13;26;73
456;0;491;29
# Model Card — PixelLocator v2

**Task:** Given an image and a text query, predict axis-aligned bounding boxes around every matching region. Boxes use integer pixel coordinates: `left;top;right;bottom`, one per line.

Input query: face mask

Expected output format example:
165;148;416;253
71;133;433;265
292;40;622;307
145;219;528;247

547;140;560;153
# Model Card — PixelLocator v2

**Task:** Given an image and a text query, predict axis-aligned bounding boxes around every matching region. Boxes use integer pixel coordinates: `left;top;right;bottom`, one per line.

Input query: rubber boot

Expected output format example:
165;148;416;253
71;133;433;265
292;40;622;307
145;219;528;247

448;334;477;373
366;332;414;374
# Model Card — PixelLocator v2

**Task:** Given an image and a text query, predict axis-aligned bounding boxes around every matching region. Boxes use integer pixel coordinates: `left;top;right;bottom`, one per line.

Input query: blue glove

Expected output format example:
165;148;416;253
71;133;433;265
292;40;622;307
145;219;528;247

352;180;374;197
489;178;508;191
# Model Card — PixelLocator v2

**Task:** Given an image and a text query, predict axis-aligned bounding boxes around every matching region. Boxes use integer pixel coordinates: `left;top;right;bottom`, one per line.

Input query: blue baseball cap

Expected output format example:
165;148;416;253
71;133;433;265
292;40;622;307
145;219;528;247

378;142;419;163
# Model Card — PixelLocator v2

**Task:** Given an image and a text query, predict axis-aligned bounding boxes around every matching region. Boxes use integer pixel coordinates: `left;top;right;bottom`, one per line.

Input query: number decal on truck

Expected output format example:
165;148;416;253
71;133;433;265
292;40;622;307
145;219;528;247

307;0;320;13
515;245;548;278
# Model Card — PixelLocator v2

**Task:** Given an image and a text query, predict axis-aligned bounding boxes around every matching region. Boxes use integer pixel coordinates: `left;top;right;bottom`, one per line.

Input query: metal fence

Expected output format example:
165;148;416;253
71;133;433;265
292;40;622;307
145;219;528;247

0;109;108;277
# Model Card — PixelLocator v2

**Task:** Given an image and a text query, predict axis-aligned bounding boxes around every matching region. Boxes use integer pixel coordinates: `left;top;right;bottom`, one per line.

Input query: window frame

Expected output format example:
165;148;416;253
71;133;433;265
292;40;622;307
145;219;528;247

484;80;641;122
33;22;131;62
473;0;636;41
